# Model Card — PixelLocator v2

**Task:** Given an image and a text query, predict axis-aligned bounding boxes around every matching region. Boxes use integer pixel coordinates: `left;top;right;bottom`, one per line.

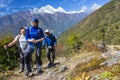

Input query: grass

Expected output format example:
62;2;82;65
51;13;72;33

71;58;106;76
67;72;90;80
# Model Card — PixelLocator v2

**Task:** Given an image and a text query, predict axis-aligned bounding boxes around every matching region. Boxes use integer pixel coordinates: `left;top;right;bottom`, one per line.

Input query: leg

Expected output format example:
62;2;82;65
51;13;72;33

46;48;51;63
19;49;24;73
30;53;33;70
51;48;55;63
36;47;42;74
24;45;34;75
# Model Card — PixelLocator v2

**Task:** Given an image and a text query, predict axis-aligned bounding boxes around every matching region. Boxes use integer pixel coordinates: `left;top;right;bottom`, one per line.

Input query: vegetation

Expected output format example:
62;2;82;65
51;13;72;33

1;0;120;80
0;35;19;72
0;35;20;79
59;0;120;51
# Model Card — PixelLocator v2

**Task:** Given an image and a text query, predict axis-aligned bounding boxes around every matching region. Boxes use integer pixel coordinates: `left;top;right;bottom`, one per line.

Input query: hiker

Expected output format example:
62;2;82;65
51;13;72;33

25;18;44;76
4;27;31;73
43;29;57;68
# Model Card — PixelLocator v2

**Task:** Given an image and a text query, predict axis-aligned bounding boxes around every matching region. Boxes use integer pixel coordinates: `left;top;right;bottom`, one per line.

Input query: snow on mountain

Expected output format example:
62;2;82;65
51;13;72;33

91;4;101;12
30;5;84;14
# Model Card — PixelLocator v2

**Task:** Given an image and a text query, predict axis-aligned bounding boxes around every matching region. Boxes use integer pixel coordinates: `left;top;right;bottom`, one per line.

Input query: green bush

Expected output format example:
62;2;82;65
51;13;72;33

0;35;19;73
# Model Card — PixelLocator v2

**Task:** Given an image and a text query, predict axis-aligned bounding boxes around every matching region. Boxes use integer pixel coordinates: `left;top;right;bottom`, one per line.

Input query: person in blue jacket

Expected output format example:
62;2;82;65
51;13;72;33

25;18;44;76
43;29;57;68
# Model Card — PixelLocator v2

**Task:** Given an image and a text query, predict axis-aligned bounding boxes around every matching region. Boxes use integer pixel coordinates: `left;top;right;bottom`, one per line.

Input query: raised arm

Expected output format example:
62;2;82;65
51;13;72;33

4;35;19;49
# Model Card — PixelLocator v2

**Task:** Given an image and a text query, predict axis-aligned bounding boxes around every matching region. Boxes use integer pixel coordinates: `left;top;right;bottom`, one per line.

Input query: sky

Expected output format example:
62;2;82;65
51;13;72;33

0;0;110;16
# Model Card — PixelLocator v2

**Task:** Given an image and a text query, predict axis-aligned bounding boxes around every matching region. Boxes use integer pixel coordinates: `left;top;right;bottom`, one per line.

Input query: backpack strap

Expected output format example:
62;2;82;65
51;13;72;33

17;34;21;40
28;27;32;38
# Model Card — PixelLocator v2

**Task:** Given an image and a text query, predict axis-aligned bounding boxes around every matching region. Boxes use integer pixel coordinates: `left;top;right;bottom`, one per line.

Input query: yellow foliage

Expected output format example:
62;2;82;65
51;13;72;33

75;72;90;80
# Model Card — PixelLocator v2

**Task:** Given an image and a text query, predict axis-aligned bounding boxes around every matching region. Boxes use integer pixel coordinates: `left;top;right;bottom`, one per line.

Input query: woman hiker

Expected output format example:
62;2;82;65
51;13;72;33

4;27;33;73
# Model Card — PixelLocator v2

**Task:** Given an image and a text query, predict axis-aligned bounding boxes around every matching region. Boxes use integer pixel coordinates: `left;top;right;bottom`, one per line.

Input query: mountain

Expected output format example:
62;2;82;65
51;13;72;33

0;5;88;36
30;5;87;14
59;0;120;45
30;5;66;14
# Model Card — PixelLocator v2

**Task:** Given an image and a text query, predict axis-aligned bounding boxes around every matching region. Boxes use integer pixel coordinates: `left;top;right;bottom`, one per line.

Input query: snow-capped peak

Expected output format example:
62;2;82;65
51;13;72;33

30;5;66;14
30;5;86;14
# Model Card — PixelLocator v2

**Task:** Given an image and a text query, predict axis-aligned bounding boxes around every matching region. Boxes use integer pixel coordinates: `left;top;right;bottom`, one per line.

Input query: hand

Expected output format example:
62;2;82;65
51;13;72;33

28;38;35;42
54;45;57;47
4;45;8;49
33;40;39;43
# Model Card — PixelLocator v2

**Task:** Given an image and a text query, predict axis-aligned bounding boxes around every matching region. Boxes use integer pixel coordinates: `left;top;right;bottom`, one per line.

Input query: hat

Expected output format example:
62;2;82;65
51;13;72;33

32;18;39;23
45;29;50;33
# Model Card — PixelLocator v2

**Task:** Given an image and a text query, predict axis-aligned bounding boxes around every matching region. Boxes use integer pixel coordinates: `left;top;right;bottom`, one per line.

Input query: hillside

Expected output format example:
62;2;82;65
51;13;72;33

0;10;88;36
1;44;120;80
59;0;120;45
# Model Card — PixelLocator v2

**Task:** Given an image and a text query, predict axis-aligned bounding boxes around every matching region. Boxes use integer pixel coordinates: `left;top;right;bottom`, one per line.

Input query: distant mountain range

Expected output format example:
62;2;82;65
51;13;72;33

59;0;120;45
0;5;88;36
30;5;87;14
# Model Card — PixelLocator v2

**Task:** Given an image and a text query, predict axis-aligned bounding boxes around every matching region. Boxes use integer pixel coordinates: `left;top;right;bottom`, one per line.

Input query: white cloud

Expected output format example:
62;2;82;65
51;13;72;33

0;0;13;8
0;12;5;16
91;3;101;11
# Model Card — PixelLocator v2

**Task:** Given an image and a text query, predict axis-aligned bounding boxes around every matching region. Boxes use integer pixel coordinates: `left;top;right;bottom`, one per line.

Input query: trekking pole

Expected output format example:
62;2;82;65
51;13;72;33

5;45;15;73
6;49;10;59
6;48;15;73
12;51;15;73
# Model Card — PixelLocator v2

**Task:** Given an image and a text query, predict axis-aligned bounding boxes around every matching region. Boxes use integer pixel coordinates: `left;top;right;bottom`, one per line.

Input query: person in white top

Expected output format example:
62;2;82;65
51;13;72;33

4;27;30;73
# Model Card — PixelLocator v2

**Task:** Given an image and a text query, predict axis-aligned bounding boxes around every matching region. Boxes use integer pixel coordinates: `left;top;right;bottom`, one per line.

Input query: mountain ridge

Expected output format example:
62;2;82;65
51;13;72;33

59;0;120;45
0;10;88;36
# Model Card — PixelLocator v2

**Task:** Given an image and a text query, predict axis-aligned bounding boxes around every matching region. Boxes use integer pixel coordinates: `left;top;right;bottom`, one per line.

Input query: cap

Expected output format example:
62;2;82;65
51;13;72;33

45;29;50;33
32;18;39;23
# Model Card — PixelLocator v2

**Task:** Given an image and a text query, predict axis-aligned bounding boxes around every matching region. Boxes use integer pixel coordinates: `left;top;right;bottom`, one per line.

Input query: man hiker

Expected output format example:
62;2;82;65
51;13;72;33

25;18;44;76
43;29;57;68
4;27;31;73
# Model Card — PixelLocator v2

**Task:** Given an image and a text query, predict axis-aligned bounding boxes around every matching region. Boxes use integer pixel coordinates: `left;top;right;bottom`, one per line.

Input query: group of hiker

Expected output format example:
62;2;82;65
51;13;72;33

4;18;57;76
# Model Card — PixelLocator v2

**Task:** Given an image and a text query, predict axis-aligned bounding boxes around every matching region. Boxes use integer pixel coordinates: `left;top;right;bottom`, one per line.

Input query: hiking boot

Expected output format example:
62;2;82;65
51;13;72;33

29;69;32;72
37;70;43;75
51;62;54;66
31;67;34;72
25;71;29;76
47;62;54;68
18;69;23;73
29;72;34;77
47;62;52;68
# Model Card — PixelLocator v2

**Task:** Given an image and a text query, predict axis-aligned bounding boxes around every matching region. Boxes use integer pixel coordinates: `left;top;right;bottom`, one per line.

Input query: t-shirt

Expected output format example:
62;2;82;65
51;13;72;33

15;35;27;49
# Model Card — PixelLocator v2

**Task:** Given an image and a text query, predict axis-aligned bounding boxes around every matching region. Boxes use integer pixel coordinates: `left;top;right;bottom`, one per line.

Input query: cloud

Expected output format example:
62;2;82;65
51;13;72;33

0;12;6;16
0;0;13;8
91;3;101;11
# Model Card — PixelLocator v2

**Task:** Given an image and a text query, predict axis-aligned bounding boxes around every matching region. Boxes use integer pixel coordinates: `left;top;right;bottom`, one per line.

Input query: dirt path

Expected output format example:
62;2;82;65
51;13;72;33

106;45;120;50
8;51;99;80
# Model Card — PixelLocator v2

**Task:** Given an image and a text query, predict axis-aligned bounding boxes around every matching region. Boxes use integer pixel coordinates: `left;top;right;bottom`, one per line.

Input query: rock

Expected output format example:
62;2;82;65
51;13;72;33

58;75;64;80
114;51;120;56
102;52;112;58
91;74;100;80
97;43;105;49
59;65;67;72
102;50;120;59
43;70;55;79
100;58;119;66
